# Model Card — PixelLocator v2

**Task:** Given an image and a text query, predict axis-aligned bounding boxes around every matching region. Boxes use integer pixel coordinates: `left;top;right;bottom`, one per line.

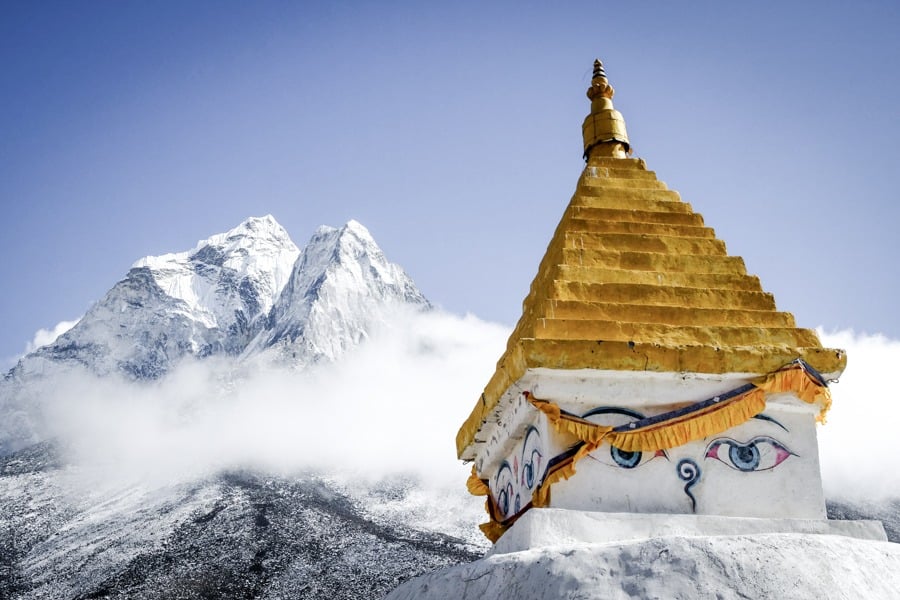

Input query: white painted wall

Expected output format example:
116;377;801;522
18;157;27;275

487;412;552;522
550;405;826;519
479;370;829;524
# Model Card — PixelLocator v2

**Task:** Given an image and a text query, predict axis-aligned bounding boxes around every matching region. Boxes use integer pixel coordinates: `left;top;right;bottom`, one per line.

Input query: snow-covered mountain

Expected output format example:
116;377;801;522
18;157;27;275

248;219;430;366
0;216;480;599
7;215;300;381
0;216;429;453
5;215;426;383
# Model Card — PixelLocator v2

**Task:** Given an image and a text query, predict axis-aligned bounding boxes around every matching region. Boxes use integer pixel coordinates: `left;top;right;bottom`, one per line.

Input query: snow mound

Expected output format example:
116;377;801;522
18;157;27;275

386;534;900;600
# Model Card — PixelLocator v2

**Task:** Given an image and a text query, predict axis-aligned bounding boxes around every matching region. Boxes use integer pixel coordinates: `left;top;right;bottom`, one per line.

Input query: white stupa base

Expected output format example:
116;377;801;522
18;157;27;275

386;531;900;600
490;508;887;555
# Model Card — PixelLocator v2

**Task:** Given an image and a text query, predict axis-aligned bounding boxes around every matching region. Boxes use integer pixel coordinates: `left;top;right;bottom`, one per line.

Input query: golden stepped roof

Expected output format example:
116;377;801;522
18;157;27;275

457;155;846;457
456;60;845;458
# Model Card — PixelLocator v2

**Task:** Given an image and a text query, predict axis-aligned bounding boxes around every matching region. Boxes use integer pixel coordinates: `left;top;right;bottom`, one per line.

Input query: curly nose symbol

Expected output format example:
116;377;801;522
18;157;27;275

677;459;701;513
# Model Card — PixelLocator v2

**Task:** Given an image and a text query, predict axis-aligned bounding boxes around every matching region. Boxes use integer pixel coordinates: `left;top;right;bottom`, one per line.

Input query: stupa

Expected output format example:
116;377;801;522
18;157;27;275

457;59;881;548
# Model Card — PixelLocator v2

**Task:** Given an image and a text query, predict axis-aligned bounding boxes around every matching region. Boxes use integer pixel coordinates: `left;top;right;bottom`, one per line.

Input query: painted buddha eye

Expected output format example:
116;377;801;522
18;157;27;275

496;481;515;516
520;426;545;490
611;446;642;469
494;462;516;517
590;445;665;469
580;408;664;470
522;448;543;488
497;487;509;516
705;436;795;472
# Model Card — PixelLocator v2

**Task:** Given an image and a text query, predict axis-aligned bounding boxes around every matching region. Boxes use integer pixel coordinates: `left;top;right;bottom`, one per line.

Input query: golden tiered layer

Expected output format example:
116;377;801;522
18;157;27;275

457;156;846;457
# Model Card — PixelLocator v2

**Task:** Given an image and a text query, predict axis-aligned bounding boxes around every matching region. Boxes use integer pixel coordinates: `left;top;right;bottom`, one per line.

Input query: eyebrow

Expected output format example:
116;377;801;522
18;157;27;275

752;413;789;432
581;406;646;420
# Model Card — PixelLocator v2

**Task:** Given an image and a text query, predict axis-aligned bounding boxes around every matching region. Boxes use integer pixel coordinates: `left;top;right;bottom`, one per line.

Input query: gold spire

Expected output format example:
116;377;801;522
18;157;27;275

582;59;630;159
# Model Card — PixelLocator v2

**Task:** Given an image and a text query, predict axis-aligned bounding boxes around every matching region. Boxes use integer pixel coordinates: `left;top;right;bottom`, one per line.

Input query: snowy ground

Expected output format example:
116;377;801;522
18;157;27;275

386;533;900;600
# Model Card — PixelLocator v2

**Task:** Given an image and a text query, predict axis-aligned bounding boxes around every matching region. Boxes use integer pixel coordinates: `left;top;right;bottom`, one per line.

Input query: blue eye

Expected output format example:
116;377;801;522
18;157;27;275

495;463;516;517
729;443;760;471
589;445;664;469
581;409;664;470
496;482;514;516
611;446;642;469
706;437;794;472
520;427;545;491
522;448;543;488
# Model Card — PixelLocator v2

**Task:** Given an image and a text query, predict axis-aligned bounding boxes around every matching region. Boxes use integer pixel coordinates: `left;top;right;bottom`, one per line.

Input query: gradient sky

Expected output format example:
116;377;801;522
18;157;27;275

2;1;898;367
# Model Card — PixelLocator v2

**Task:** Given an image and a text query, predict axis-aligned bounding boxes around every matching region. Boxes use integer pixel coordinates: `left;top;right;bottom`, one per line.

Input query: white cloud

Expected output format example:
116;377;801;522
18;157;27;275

39;309;510;492
817;329;900;501
25;318;81;353
24;316;900;507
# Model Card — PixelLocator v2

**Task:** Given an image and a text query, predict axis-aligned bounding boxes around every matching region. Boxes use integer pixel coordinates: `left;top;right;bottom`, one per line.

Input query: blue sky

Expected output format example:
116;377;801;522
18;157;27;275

2;1;898;366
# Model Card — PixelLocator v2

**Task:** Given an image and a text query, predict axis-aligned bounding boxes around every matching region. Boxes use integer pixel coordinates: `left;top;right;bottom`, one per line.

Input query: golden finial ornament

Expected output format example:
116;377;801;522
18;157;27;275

582;58;630;159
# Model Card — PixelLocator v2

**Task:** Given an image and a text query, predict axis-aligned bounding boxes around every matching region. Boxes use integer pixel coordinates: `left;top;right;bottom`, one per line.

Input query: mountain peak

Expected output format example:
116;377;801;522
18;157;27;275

132;215;297;272
342;218;372;237
12;216;300;382
243;213;280;228
301;220;387;273
310;219;372;242
6;216;426;383
2;216;427;454
254;219;429;364
226;214;288;238
193;214;295;259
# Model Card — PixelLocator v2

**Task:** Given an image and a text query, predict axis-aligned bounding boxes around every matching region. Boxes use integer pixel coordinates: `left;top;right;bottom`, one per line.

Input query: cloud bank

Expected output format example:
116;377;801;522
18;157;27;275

21;314;900;504
39;309;509;491
817;329;900;501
